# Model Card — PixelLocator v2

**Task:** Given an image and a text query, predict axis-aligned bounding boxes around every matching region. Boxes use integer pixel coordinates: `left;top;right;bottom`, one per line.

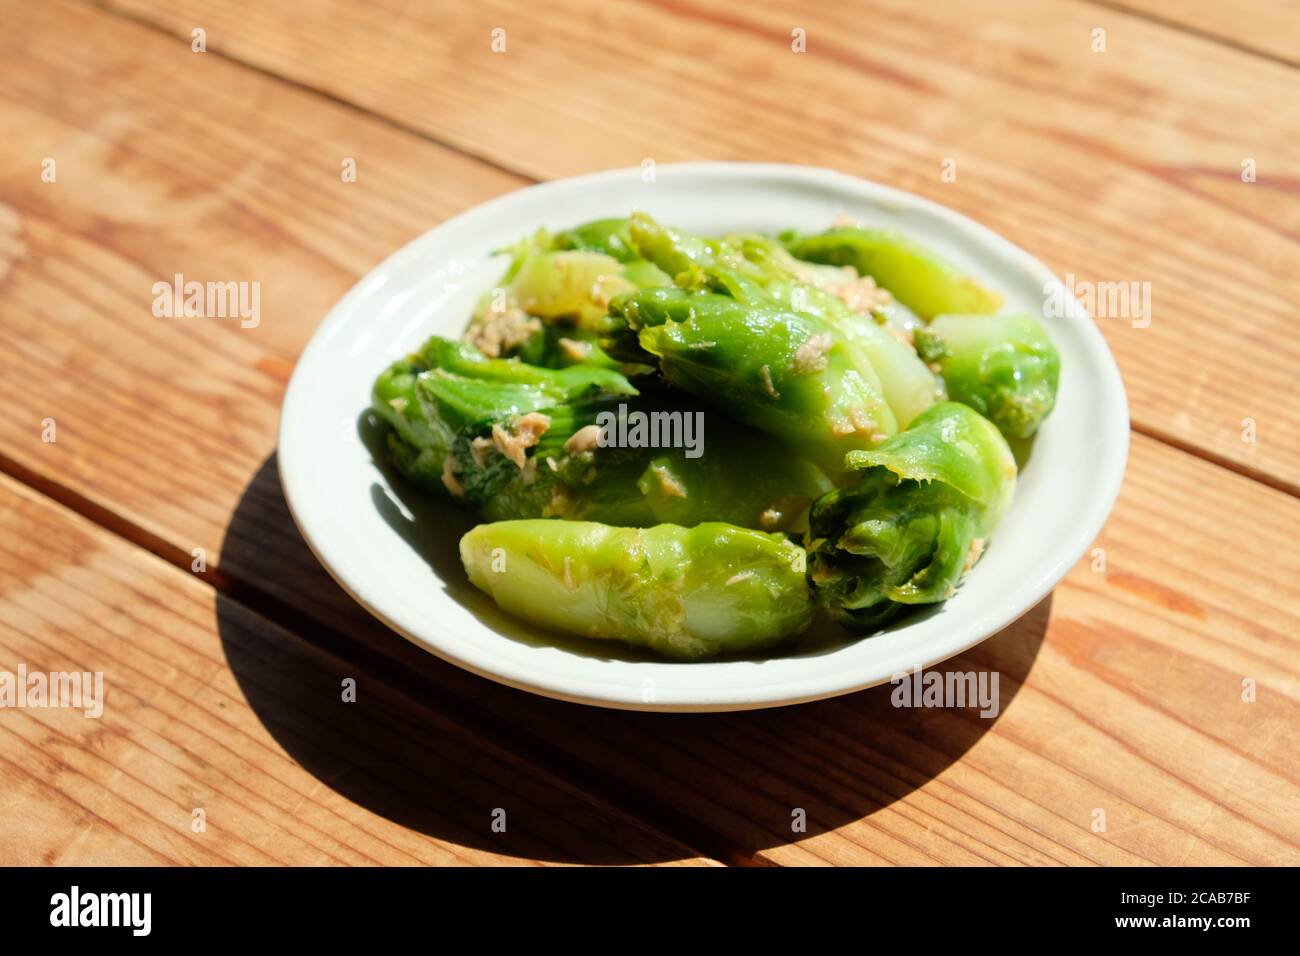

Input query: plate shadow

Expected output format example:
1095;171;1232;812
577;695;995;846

216;450;1050;864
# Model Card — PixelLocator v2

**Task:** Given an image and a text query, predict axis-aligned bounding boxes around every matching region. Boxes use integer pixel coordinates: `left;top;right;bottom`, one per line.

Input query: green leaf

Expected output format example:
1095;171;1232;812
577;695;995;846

460;520;814;659
914;314;1060;439
808;402;1017;630
783;227;1003;319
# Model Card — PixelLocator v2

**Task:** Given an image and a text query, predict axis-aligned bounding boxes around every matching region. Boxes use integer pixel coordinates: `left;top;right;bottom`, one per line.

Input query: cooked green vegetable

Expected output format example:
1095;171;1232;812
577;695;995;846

914;314;1060;440
464;219;672;360
451;388;832;530
602;284;899;472
415;336;636;429
371;336;635;495
782;227;1003;319
460;520;814;659
372;356;447;493
726;233;943;428
626;211;729;283
608;215;942;441
507;251;635;329
807;402;1017;631
370;211;1050;661
551;217;640;262
505;324;627;371
374;336;830;530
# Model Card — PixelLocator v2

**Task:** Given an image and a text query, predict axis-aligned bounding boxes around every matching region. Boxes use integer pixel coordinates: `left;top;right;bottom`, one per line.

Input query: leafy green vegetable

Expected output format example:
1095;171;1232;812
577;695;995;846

460;520;814;659
608;215;943;448
726;233;943;428
371;356;448;493
370;336;635;494
451;387;833;530
807;402;1017;631
602;284;900;473
373;336;830;531
626;211;729;283
505;251;637;330
463;219;672;360
370;212;1044;661
414;343;635;434
782;227;1003;318
551;218;640;263
914;314;1060;439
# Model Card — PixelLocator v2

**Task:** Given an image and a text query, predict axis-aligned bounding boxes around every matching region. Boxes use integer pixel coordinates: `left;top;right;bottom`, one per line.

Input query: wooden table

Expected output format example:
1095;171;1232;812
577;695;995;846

1;0;1297;867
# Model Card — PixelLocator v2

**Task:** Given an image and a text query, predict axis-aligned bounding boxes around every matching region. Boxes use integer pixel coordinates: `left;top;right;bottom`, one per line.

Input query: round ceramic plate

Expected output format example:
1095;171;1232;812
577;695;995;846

279;163;1129;712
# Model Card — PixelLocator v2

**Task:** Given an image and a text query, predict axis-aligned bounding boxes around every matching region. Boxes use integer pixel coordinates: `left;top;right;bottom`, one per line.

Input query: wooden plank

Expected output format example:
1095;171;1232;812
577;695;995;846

2;1;1295;864
93;0;1300;492
0;474;717;865
1101;0;1300;65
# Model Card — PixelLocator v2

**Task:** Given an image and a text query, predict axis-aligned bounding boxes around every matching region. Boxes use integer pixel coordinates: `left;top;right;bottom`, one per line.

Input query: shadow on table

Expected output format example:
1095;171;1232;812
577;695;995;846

216;451;1050;865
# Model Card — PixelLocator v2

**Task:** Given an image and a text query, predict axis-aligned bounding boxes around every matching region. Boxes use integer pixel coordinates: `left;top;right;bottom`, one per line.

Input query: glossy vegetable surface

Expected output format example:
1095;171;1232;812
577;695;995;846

807;402;1017;630
782;226;1003;318
915;314;1060;439
603;284;900;472
461;520;814;659
369;212;1055;659
374;335;830;530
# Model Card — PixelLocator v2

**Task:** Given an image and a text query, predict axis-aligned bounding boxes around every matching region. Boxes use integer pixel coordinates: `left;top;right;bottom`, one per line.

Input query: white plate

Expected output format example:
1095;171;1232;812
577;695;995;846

279;163;1128;712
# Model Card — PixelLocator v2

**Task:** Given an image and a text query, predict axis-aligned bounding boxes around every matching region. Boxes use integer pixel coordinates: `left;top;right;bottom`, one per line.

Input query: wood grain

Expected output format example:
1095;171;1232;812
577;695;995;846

1101;0;1300;65
1;0;1295;865
0;474;717;865
93;0;1300;493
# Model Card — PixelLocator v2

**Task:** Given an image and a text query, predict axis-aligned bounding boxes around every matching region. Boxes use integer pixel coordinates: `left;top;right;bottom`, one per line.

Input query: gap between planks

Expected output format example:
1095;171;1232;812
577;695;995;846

1085;0;1300;71
1131;423;1300;499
